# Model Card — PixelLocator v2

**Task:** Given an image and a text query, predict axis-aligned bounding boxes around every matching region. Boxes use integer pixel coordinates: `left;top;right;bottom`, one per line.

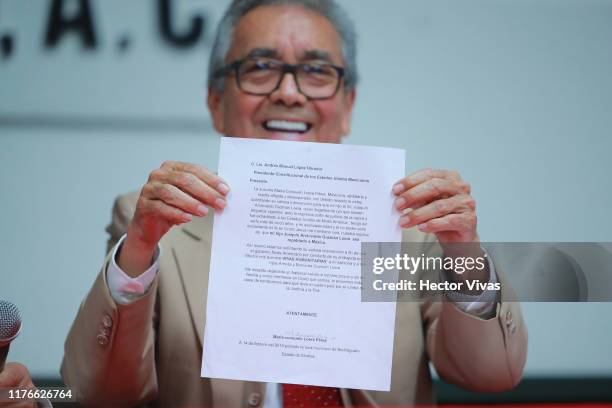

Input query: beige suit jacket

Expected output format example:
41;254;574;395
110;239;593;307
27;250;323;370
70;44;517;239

61;192;527;407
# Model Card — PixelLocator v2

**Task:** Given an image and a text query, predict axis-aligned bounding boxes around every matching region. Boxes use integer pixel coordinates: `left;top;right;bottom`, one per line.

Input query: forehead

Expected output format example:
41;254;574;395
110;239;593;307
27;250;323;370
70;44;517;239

228;5;343;64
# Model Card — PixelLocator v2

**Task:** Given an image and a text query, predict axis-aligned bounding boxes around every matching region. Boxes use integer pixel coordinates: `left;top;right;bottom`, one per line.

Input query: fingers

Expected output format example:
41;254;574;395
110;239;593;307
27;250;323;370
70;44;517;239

140;198;195;225
162;161;230;196
393;169;478;242
393;168;462;195
415;212;477;235
399;195;476;228
394;176;470;212
0;363;34;388
127;161;229;249
166;171;227;211
0;363;37;408
143;182;209;218
146;161;229;214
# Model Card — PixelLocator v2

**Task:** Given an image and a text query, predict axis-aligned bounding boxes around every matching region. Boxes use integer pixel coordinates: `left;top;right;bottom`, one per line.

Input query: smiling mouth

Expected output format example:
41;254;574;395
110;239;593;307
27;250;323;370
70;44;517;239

263;120;312;134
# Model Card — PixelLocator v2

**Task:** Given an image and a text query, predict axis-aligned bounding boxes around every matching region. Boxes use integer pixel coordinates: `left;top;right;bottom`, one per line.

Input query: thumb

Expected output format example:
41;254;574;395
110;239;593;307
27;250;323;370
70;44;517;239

0;363;33;388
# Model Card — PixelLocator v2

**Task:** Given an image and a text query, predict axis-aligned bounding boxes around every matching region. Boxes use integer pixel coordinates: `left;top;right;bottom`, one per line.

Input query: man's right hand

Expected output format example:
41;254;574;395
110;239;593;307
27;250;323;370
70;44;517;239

118;161;230;277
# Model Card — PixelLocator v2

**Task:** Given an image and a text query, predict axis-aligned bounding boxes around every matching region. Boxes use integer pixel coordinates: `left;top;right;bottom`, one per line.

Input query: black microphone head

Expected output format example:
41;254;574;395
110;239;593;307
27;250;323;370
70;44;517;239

0;300;21;347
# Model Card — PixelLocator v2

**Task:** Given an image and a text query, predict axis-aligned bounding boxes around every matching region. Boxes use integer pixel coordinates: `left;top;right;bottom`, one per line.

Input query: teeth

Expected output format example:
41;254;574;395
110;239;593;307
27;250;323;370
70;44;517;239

265;120;308;132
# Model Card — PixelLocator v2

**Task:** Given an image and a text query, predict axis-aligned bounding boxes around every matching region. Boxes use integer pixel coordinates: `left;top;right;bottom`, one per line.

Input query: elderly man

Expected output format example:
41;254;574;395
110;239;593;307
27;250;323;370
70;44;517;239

61;0;527;406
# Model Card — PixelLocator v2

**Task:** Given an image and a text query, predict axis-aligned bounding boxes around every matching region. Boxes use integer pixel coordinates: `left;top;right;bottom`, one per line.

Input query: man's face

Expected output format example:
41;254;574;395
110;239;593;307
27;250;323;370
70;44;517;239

208;5;356;143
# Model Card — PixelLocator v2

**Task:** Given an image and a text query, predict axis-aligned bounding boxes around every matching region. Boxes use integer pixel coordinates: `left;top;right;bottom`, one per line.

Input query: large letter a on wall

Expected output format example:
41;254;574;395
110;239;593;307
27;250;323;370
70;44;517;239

45;0;97;49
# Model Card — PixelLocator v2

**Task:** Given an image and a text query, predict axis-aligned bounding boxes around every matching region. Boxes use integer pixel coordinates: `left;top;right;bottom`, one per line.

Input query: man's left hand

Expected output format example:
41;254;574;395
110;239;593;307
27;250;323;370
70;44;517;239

393;168;479;244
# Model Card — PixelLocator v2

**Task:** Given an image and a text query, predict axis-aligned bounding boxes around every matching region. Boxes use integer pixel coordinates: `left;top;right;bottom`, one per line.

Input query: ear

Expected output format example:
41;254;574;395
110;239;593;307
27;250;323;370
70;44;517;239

207;87;225;134
341;88;356;136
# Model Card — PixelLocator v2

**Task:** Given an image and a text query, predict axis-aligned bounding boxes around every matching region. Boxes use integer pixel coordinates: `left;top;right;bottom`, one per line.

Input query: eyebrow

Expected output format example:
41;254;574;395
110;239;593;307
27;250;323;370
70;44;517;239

243;48;333;63
302;50;333;62
245;48;278;59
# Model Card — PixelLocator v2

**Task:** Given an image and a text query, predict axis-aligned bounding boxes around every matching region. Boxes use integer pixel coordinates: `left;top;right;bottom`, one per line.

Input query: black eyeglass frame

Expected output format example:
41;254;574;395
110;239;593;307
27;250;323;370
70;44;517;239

213;58;346;100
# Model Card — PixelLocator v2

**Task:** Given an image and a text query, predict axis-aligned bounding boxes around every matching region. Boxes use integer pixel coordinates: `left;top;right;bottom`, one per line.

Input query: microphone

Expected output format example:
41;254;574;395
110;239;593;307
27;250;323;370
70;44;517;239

0;300;22;372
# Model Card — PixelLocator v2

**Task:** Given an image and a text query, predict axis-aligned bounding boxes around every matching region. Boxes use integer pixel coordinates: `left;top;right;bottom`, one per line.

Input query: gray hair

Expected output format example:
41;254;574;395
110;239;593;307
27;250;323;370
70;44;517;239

207;0;358;93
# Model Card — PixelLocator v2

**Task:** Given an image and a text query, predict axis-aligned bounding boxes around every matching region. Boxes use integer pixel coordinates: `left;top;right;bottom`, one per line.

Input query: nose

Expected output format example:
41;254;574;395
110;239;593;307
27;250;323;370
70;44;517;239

269;72;308;106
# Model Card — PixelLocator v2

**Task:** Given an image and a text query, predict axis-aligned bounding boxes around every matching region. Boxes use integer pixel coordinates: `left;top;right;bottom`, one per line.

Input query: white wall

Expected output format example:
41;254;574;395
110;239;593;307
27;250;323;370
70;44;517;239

1;0;611;378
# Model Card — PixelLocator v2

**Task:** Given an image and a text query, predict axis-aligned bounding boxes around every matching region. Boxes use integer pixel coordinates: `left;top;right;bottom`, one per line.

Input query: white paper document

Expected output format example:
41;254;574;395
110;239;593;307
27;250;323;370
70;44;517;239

202;137;406;391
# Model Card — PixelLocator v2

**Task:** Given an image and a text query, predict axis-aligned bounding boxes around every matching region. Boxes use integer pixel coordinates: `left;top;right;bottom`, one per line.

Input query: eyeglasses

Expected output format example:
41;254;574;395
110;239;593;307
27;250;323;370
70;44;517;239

213;58;345;100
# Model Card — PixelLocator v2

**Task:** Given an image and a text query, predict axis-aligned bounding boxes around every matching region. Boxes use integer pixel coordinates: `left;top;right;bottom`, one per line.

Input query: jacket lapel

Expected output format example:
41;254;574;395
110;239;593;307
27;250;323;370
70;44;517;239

171;212;214;348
